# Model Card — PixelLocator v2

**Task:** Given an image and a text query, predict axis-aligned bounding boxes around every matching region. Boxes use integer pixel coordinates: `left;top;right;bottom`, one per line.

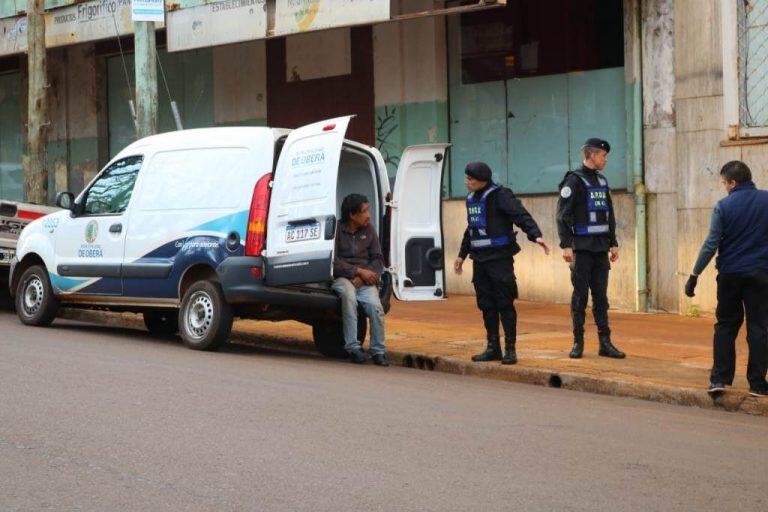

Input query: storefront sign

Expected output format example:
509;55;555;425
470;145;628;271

274;0;390;36
167;0;267;52
131;0;165;22
0;17;27;57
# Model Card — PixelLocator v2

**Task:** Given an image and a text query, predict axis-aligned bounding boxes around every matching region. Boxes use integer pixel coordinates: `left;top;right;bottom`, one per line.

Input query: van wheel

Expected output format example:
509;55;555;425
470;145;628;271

15;265;59;327
179;280;232;351
312;314;368;359
143;311;178;337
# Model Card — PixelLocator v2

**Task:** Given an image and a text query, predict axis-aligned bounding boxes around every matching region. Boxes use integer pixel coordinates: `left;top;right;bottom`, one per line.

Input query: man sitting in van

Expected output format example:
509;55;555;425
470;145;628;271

332;193;388;366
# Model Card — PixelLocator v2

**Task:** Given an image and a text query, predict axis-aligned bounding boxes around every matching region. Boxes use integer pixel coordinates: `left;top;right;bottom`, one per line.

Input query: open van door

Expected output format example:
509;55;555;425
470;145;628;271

264;116;351;286
390;144;449;301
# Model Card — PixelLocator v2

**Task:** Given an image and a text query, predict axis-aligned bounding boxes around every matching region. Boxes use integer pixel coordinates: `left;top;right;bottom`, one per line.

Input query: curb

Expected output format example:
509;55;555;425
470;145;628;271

59;309;768;417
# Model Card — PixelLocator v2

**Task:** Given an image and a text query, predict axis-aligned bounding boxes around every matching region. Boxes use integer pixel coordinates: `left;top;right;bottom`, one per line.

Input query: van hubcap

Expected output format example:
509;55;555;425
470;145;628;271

186;292;214;339
23;275;44;316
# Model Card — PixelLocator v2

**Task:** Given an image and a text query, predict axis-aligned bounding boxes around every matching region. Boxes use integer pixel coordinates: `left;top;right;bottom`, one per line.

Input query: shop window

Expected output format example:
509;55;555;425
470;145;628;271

460;0;624;84
738;0;768;129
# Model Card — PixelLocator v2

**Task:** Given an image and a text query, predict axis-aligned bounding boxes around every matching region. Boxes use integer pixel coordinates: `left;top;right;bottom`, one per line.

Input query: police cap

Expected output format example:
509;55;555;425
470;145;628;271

465;161;492;182
582;138;611;153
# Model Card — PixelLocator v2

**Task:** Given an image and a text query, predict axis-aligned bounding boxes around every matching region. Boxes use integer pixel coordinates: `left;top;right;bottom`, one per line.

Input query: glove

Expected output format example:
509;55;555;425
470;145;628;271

685;275;698;298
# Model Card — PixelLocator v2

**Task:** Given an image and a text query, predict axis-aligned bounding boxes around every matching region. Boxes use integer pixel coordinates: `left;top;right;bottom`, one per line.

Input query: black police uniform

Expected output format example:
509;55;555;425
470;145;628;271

556;139;625;359
459;165;543;365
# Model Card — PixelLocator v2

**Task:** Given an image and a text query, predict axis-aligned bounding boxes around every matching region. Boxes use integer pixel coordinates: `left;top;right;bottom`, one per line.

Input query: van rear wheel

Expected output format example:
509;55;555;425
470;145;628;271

312;314;368;359
15;265;59;327
143;311;178;337
179;280;232;351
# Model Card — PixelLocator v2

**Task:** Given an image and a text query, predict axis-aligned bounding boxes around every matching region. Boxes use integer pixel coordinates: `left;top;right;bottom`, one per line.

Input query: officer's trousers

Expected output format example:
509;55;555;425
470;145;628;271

711;271;768;389
570;250;610;336
472;258;518;340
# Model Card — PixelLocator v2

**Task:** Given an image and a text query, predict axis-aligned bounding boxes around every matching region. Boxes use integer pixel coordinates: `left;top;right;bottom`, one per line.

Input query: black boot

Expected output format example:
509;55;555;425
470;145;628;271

598;334;626;359
569;334;584;359
501;338;517;365
472;335;502;362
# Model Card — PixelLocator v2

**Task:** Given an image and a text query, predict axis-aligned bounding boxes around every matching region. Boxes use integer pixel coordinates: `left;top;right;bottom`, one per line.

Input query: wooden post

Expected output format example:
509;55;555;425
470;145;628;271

134;21;158;138
25;0;48;204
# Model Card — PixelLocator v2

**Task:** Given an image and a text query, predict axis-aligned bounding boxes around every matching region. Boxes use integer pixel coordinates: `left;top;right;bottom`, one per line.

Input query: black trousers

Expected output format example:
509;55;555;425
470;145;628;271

570;251;610;336
472;258;518;340
711;271;768;388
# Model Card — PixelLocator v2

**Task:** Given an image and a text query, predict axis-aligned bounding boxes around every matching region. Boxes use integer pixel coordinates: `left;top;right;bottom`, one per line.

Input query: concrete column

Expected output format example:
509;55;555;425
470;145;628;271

134;21;158;138
25;0;48;204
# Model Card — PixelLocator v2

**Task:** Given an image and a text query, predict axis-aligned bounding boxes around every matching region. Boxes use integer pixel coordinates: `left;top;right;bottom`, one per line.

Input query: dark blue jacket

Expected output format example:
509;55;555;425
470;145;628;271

716;181;768;274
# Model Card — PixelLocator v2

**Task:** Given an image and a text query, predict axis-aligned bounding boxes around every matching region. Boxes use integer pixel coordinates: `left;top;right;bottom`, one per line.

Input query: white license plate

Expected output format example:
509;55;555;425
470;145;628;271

0;248;15;263
285;223;320;243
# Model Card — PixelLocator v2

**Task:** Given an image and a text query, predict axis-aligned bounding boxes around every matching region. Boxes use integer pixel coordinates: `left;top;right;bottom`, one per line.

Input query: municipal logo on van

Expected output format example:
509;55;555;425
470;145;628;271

85;220;98;243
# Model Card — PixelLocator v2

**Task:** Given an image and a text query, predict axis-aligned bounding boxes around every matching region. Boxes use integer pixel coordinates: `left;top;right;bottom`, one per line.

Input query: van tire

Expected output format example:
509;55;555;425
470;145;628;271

143;311;178;337
179;280;232;351
312;314;368;359
15;265;59;327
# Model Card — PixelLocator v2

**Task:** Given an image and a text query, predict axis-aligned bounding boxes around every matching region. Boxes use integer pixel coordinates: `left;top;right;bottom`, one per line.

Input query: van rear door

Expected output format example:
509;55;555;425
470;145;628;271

390;144;449;301
264;116;351;286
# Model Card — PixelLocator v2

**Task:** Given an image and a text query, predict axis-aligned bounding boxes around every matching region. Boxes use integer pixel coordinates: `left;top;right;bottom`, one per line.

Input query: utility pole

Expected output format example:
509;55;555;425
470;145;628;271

134;21;158;138
25;0;48;204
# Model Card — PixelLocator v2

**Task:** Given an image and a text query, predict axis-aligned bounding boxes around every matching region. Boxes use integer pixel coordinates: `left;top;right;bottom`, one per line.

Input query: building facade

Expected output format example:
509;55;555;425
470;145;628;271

0;0;765;316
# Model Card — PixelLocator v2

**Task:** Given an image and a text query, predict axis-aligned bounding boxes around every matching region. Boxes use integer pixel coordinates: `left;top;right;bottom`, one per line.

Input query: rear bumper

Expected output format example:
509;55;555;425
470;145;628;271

217;256;338;309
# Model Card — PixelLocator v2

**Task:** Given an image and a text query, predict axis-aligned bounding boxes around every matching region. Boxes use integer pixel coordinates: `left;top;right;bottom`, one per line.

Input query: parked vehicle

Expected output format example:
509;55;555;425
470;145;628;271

0;199;58;307
10;116;447;356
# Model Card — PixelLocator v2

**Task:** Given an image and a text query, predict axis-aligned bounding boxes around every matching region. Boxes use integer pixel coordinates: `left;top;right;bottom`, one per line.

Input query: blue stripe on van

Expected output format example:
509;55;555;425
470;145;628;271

191;210;249;235
49;273;90;292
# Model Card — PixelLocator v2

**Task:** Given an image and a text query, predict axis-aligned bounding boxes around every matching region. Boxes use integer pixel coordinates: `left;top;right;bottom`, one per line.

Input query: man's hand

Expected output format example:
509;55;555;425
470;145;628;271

562;248;574;263
351;276;364;288
685;275;698;298
535;237;551;255
454;257;464;275
356;267;379;286
610;246;619;263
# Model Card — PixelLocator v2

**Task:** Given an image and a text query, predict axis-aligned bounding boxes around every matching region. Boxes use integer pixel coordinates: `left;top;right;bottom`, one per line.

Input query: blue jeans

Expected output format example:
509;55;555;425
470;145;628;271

331;278;386;355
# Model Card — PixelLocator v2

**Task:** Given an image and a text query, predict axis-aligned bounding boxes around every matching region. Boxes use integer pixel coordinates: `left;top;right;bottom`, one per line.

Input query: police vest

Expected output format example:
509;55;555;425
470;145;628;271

466;185;511;250
573;175;610;236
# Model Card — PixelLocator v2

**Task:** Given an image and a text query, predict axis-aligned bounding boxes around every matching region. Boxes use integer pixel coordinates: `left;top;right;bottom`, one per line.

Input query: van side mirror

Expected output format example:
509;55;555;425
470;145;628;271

56;192;74;211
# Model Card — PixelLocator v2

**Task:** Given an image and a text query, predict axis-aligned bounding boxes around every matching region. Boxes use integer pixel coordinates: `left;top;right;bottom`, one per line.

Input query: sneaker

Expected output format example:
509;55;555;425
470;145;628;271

371;353;389;367
348;349;368;364
707;383;726;394
748;387;768;397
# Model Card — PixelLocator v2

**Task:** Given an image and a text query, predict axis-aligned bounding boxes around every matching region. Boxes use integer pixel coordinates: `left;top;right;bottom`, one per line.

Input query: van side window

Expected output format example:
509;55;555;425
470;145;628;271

83;156;143;215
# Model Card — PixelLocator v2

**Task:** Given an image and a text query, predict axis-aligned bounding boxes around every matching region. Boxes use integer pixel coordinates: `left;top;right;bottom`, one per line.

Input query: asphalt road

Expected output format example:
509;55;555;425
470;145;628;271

1;312;766;512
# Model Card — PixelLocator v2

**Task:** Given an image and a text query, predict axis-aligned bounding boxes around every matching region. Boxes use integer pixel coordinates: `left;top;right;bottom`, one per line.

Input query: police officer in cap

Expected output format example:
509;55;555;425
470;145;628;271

454;162;551;364
557;138;625;359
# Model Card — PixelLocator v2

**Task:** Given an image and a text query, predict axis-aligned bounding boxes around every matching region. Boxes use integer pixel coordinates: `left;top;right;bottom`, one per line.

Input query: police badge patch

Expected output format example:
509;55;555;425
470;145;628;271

560;186;572;198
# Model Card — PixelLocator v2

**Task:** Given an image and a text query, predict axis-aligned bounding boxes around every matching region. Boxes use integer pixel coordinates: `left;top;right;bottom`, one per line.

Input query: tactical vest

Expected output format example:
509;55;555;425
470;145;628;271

573;175;610;236
466;184;511;250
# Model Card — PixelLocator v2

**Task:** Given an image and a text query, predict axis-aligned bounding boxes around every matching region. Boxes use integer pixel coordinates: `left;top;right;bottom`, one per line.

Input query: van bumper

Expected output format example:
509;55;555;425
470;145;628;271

216;256;337;309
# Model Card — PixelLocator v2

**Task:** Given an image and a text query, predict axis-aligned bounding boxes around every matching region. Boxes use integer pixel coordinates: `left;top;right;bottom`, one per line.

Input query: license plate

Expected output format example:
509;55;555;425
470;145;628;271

285;222;320;243
0;248;15;263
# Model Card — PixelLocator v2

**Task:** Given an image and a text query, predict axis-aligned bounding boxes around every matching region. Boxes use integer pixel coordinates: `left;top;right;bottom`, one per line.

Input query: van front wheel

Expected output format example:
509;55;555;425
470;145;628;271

16;265;59;327
179;280;232;351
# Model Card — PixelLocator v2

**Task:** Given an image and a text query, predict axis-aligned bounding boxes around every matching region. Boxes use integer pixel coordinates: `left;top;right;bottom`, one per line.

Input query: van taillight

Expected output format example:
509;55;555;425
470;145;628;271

245;173;272;257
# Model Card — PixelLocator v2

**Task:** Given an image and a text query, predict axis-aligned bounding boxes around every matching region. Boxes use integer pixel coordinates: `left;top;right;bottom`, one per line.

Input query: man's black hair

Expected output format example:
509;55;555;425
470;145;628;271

341;193;369;222
720;160;752;184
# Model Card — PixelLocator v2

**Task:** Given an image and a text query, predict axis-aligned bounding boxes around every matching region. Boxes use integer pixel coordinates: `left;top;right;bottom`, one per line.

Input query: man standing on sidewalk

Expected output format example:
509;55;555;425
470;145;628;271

454;162;551;365
685;161;768;397
556;138;626;360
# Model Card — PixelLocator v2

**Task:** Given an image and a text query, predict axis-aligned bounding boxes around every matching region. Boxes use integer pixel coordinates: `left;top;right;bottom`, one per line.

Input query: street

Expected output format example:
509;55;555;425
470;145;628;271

0;311;766;512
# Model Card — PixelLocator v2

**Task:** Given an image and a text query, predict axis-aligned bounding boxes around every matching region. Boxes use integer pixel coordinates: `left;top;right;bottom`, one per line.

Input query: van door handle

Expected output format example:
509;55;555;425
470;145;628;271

109;223;122;234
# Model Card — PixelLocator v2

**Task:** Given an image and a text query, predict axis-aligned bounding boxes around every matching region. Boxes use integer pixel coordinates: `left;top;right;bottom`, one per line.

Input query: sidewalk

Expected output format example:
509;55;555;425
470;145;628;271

64;297;768;416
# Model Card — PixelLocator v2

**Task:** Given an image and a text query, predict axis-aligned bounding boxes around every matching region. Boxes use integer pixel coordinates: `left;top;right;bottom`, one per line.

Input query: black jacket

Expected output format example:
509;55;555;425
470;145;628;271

458;183;543;263
556;165;618;253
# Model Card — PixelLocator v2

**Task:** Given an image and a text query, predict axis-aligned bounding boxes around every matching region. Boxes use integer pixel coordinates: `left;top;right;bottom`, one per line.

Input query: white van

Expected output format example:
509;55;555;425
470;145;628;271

10;116;447;356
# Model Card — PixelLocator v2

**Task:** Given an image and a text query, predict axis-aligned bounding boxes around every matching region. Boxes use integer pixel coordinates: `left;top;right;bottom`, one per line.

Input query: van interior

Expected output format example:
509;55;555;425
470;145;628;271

337;146;381;233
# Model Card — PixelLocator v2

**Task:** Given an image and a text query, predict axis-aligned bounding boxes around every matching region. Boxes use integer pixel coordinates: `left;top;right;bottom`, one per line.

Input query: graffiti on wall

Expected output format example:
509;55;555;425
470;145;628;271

375;105;400;173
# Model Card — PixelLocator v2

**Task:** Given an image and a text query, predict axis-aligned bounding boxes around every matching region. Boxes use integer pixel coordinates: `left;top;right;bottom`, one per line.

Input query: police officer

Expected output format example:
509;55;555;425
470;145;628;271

556;138;625;359
454;162;551;365
685;161;768;397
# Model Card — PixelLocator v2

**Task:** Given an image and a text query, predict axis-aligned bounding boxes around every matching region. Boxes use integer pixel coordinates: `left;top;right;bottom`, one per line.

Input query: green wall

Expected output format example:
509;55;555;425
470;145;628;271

0;72;23;201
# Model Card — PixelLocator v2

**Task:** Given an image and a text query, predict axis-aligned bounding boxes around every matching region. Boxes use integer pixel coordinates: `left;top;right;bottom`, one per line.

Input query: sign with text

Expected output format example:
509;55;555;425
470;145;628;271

0;16;27;57
274;0;390;36
131;0;165;22
167;0;267;52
